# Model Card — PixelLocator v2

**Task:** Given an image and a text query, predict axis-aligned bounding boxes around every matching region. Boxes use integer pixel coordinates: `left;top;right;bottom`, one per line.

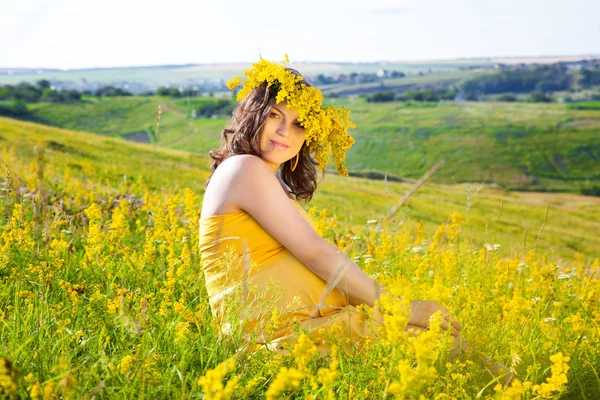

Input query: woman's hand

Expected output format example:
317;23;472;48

408;300;462;337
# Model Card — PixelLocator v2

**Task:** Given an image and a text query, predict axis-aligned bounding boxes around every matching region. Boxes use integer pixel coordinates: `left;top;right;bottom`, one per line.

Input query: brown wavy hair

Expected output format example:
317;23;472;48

206;69;321;203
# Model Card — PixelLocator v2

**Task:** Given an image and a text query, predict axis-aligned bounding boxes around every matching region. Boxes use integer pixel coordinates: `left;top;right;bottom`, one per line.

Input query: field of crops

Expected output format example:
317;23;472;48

0;117;598;398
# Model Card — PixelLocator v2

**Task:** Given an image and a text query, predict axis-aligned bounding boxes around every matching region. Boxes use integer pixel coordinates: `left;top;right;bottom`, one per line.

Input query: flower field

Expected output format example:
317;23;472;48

0;117;599;399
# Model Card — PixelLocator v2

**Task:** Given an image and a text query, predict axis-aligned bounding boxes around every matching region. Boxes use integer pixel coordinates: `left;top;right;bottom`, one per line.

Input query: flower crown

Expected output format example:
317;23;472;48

226;55;355;176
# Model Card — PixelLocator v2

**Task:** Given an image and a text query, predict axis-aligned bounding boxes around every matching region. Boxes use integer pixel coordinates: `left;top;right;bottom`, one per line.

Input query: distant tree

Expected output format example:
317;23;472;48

462;64;572;95
10;99;28;115
41;88;61;102
156;87;171;96
13;83;41;102
581;68;600;87
497;93;517;102
195;99;233;118
441;90;456;100
95;86;133;97
366;91;395;102
62;90;82;102
527;91;553;103
37;79;51;90
0;86;11;100
0;100;28;117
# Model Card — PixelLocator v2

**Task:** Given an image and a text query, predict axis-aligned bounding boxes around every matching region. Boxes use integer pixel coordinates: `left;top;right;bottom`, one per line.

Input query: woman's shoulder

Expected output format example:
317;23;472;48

210;155;274;192
203;155;269;218
217;154;270;176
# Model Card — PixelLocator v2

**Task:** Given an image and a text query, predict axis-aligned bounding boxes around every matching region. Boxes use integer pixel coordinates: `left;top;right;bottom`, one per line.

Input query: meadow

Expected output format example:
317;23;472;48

0;116;599;398
25;97;600;195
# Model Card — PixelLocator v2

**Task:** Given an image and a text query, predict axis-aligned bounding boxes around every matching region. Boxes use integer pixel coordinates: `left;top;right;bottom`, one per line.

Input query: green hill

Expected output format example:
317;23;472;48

1;116;600;398
23;96;600;195
1;116;598;260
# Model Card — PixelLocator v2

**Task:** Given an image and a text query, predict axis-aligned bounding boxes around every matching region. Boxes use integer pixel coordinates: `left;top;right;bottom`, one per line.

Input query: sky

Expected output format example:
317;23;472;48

1;0;599;69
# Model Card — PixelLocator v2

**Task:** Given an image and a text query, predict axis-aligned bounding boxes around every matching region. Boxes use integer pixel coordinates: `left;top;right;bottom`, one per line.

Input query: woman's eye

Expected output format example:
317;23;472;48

270;112;279;118
295;122;305;129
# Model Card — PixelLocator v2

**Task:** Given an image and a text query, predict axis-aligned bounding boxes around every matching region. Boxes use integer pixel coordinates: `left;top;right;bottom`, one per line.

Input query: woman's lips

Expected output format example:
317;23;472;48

270;140;289;150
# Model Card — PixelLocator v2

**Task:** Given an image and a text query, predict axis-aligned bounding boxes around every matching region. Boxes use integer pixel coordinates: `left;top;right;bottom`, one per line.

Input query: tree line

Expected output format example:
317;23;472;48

462;65;600;95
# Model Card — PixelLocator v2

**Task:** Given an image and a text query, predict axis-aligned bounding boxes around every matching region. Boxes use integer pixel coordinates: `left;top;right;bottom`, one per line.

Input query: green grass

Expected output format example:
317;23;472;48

21;97;600;195
566;101;600;110
1;117;599;398
1;116;598;261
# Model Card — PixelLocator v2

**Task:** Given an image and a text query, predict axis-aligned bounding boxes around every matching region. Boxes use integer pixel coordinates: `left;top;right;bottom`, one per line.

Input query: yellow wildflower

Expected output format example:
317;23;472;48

226;56;356;175
198;358;237;400
265;367;304;400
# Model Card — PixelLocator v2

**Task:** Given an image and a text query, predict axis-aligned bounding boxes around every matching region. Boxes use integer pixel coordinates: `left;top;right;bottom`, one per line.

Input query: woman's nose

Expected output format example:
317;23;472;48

276;121;289;137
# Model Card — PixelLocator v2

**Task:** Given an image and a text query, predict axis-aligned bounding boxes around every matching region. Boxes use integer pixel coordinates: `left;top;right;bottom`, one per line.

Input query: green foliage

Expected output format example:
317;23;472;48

580;67;600;87
566;101;600;110
0;100;29;117
366;91;395;102
496;94;518;102
95;86;133;97
194;99;234;118
527;91;553;103
398;89;455;102
462;65;574;95
0;81;82;103
18;97;600;196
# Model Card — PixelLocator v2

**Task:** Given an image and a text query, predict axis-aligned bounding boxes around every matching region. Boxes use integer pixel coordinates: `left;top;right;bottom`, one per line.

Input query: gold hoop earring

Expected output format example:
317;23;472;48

290;153;299;172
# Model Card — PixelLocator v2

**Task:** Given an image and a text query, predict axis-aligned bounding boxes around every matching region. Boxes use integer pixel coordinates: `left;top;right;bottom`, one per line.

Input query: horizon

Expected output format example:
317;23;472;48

2;0;600;70
3;53;600;72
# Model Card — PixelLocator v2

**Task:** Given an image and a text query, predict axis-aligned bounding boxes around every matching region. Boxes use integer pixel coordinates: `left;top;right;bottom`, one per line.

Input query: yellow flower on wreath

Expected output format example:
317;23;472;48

226;55;356;176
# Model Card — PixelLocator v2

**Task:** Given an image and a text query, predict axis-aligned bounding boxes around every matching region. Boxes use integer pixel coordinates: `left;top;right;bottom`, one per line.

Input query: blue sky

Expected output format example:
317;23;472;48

1;0;599;69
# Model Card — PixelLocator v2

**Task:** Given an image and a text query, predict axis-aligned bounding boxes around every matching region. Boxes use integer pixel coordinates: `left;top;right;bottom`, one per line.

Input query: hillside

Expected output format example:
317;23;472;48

2;116;600;398
23;97;600;195
1;116;598;260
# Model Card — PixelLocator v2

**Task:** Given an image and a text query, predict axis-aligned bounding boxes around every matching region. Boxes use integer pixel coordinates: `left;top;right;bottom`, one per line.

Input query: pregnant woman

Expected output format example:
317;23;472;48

199;56;464;358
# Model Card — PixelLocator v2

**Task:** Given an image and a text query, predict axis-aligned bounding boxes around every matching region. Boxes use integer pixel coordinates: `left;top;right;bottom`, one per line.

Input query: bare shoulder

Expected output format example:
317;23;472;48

214;155;274;190
202;155;274;217
206;154;327;271
221;154;271;176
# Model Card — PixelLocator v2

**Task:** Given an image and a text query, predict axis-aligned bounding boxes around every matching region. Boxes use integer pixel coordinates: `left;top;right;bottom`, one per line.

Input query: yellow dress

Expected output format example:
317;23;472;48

199;198;385;356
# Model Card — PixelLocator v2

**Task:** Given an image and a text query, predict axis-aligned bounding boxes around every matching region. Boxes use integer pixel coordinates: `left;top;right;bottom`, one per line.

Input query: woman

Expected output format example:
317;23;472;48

199;57;463;357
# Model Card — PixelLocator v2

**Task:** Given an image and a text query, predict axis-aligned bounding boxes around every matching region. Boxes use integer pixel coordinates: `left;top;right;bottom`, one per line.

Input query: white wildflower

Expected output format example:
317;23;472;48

557;273;575;280
366;219;378;225
543;318;556;323
484;243;501;252
411;246;426;255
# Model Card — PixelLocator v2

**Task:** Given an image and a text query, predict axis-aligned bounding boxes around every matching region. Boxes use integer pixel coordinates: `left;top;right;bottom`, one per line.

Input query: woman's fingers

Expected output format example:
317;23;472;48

409;300;462;334
439;319;461;337
442;314;462;331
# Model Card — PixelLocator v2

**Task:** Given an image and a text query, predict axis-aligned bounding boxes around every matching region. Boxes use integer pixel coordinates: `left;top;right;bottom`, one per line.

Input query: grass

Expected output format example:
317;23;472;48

0;117;598;398
566;101;600;110
20;97;600;197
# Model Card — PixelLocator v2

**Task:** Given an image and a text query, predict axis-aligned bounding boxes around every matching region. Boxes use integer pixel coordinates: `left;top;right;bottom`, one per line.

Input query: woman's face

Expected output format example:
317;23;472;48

259;101;306;172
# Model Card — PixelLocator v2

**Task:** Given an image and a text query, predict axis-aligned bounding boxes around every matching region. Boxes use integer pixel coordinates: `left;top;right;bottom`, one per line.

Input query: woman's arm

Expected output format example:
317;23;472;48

302;239;383;308
222;155;461;336
220;155;381;307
